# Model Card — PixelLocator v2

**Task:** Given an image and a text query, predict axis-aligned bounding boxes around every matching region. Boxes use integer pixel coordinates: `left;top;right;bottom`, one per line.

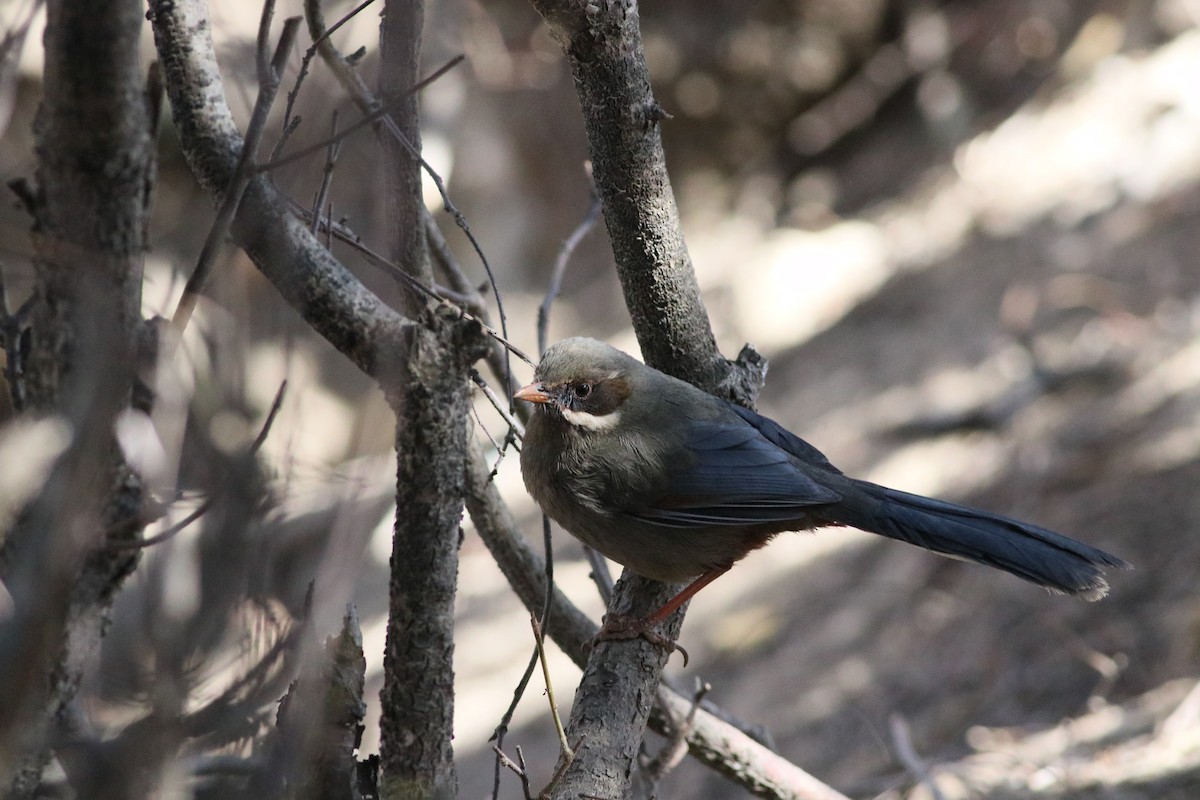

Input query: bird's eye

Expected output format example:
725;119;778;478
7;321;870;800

575;383;592;399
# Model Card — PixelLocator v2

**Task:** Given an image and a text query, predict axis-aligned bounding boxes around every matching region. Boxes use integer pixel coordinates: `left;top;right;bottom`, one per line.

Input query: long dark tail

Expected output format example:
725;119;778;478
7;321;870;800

838;481;1129;600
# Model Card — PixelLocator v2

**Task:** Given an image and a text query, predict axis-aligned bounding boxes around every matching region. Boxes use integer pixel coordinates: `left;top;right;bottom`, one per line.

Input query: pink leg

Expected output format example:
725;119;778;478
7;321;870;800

643;565;731;625
592;566;731;665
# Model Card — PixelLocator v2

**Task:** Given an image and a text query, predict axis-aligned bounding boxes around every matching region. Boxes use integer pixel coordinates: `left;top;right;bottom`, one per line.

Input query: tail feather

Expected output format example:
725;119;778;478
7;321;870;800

843;482;1129;600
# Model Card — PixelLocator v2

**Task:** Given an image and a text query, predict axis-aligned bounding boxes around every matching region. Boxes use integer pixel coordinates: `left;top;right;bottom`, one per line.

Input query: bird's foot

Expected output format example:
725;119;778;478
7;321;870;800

586;614;689;667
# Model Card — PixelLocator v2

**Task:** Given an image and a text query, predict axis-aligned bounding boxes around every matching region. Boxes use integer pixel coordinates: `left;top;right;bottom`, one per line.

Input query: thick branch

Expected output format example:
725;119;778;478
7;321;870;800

528;0;752;395
521;2;770;797
379;308;486;799
146;0;412;379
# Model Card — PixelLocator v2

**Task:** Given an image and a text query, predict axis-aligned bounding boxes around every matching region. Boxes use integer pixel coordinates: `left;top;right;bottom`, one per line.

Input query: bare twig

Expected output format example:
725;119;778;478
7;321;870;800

471;401;503;454
108;379;287;551
425;210;475;298
280;0;376;134
109;498;210;551
254;0;275;87
532;616;572;761
537;182;601;356
492;744;534;800
303;0;515;395
489;516;557;800
470;369;525;440
425;212;523;399
258;55;465;175
889;714;946;800
308;113;342;235
249;379;289;454
335;234;534;366
643;680;710;786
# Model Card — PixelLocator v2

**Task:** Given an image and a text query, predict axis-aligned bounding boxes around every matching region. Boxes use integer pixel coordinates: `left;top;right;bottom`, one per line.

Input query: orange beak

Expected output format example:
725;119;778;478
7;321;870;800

514;382;551;404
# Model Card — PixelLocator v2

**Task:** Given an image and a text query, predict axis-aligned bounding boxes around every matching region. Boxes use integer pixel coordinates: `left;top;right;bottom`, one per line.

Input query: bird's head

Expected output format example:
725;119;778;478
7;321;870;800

514;338;639;432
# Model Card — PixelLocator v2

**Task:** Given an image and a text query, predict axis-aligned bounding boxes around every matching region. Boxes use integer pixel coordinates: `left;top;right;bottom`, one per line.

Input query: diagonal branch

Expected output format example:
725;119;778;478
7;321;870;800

146;0;413;379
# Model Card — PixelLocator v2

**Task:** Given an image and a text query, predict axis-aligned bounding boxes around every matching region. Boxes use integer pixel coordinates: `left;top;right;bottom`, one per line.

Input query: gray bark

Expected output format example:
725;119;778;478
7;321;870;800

523;1;768;797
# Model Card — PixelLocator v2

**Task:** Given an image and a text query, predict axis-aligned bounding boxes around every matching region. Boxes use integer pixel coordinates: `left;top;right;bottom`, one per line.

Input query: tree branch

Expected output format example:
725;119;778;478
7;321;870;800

522;2;773;796
146;0;413;379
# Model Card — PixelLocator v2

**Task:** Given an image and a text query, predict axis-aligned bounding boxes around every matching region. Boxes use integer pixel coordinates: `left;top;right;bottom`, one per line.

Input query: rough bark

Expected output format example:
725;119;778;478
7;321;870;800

528;0;740;392
0;0;152;792
147;0;414;379
274;610;369;800
379;308;486;800
523;2;768;797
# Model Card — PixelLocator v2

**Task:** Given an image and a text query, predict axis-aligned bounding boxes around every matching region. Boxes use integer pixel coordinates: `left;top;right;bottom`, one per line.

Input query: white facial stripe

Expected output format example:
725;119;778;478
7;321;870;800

560;406;622;432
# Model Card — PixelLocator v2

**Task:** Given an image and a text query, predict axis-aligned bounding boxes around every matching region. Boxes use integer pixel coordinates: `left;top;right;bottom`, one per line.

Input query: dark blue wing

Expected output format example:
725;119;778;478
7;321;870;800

624;411;841;529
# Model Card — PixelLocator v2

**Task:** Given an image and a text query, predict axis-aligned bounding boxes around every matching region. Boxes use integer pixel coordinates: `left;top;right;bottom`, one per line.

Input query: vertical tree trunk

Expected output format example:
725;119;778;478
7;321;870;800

0;0;152;793
376;1;475;797
379;311;482;800
379;0;432;314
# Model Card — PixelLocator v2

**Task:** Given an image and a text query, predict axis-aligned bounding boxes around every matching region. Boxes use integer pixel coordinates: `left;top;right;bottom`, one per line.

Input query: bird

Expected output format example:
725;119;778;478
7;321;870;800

514;337;1128;645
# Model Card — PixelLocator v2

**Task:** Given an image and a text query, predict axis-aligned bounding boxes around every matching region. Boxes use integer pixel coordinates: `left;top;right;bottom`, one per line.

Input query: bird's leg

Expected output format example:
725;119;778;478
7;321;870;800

591;566;731;666
643;565;731;625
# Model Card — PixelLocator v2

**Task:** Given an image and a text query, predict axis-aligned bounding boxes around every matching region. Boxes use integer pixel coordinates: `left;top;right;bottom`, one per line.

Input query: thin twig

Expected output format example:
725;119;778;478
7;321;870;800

470;369;525;440
258;55;465;175
471;402;502;453
171;7;302;337
531;615;571;760
890;714;946;800
583;547;615;606
254;0;274;87
539;736;585;800
644;680;710;785
283;193;534;377
303;0;514;399
108;499;210;551
425;209;475;297
249;379;289;453
425;211;524;400
490;645;543;800
491;744;534;800
471;378;519;476
537;182;601;356
268;114;302;165
108;380;288;551
309;112;342;235
281;0;376;134
337;234;534;365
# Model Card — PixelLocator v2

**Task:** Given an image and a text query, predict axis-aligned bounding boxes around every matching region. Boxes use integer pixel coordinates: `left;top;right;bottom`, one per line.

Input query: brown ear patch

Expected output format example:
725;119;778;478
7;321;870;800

581;374;630;416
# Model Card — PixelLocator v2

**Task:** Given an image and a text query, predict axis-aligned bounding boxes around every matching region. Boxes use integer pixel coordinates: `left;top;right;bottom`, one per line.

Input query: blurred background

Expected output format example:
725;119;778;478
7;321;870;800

2;0;1199;796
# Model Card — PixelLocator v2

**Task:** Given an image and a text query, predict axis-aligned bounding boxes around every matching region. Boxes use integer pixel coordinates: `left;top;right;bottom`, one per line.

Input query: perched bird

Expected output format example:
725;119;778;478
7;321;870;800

515;337;1128;639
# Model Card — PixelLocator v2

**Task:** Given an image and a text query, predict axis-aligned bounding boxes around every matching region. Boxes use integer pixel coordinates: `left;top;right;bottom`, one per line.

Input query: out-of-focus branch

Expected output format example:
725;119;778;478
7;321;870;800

146;0;413;380
0;0;153;792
